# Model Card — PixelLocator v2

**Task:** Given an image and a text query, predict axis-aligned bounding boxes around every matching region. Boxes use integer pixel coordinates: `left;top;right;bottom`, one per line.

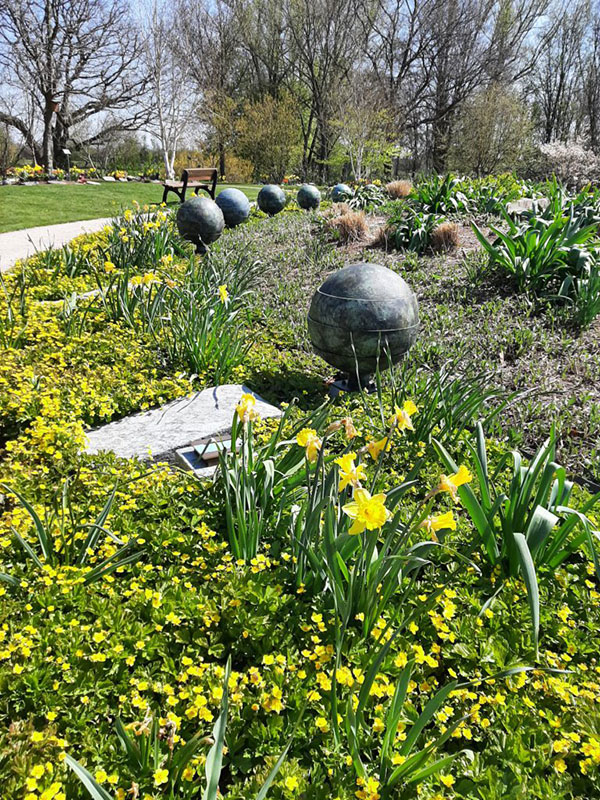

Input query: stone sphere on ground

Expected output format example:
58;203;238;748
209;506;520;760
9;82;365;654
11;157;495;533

176;196;224;246
308;262;419;381
297;183;321;210
257;184;286;216
331;183;353;202
216;187;251;227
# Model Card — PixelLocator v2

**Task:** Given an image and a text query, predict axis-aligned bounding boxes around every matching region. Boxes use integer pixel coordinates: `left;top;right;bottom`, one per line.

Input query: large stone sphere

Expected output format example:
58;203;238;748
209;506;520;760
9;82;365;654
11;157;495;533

176;196;224;246
297;183;321;210
257;184;286;216
331;183;353;203
308;262;419;380
216;188;250;227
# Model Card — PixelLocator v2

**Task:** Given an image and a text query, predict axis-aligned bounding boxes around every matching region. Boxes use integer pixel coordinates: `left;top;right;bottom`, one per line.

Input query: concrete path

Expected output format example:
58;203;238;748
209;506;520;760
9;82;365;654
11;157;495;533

0;217;113;272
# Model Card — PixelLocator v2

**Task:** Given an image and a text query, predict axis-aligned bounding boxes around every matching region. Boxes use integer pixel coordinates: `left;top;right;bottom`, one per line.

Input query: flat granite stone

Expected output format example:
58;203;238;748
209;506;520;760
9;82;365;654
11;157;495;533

84;384;281;461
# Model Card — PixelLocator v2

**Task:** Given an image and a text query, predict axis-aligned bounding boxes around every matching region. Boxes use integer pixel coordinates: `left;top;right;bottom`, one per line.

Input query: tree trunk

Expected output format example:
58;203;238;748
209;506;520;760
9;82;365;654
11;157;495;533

42;100;55;171
219;141;226;178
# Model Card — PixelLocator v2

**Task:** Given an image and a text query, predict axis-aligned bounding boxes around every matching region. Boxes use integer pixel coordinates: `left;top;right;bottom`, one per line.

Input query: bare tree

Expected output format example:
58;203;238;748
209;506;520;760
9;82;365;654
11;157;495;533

143;3;195;180
528;3;588;143
0;0;148;170
176;0;242;177
286;0;362;180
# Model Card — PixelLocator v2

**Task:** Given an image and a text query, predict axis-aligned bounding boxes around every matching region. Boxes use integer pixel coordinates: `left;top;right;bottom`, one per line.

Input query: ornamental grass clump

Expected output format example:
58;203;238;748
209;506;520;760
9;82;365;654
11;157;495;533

386;180;413;199
430;221;460;252
326;210;370;244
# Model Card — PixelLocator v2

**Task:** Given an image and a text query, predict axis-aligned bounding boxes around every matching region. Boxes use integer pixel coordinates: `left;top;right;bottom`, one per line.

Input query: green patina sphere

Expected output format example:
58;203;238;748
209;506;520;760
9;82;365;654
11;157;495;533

176;196;224;246
257;184;286;216
216;188;250;227
331;183;353;202
308;262;419;380
297;183;321;210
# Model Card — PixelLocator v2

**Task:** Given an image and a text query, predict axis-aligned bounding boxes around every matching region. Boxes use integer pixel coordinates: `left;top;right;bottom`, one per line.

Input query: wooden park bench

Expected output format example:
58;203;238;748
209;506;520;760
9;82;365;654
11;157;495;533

161;167;218;204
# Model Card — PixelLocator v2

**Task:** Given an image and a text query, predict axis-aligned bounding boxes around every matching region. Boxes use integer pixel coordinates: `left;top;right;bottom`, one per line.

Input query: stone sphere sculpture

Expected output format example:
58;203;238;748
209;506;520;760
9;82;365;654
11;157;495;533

216;188;250;227
297;183;321;210
177;196;224;253
331;183;353;203
308;262;419;389
257;184;286;216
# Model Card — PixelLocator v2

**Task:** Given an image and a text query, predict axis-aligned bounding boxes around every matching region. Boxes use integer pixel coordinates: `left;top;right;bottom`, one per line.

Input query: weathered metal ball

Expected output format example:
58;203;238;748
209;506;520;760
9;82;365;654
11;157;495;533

216;188;250;227
297;183;321;210
331;183;353;202
307;262;419;380
176;196;224;246
257;184;286;216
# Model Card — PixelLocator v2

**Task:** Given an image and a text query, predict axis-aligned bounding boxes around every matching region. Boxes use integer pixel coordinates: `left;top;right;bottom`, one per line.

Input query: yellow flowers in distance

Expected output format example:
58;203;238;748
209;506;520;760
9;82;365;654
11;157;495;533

342;488;391;535
219;284;229;304
296;428;322;462
236;393;260;424
334;452;366;491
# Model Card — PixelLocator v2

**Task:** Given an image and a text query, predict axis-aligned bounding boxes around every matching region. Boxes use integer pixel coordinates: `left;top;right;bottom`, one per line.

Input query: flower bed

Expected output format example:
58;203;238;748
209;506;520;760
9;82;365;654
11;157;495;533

1;197;599;800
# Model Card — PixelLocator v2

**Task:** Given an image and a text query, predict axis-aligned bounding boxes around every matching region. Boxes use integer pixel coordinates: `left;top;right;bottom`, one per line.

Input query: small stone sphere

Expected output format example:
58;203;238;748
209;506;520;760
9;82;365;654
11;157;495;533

297;183;321;210
331;183;353;202
176;196;224;245
308;262;419;378
216;187;250;227
257;184;286;216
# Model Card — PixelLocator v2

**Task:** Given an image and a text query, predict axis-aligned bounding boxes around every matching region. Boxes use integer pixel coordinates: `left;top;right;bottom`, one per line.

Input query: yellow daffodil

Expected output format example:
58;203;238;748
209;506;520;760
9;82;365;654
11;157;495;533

342;416;360;439
419;510;457;537
334;452;366;491
236;393;260;423
104;260;116;273
219;284;229;303
365;437;391;460
296;428;322;462
342;488;391;535
439;465;472;500
389;400;418;432
428;465;472;502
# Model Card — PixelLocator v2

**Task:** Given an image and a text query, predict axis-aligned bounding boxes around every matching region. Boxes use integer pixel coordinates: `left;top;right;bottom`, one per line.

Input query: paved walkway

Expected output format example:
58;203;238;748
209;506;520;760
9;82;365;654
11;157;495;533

0;217;113;272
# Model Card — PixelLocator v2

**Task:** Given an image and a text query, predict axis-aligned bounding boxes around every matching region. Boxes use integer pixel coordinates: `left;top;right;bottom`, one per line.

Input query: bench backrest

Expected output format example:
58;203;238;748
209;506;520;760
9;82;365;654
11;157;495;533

182;168;217;183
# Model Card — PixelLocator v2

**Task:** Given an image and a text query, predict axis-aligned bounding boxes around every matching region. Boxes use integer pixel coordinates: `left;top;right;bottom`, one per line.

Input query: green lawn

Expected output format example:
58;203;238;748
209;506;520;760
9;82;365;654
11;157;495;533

0;182;260;233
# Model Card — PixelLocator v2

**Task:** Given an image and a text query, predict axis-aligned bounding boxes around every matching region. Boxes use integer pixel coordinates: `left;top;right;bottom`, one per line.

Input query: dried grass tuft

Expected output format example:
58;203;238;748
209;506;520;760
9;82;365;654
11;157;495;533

326;210;369;244
430;222;460;252
386;180;413;199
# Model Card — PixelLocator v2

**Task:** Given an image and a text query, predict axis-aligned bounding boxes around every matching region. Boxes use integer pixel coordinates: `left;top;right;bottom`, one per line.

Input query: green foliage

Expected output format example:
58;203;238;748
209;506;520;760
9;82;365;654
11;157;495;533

347;183;388;210
434;423;600;653
383;206;446;252
0;477;143;585
472;207;599;299
412;174;470;214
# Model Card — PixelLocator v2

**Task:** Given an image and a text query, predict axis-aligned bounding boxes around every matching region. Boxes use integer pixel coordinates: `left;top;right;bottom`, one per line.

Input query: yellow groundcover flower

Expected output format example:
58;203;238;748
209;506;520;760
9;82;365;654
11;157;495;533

219;284;229;303
236;393;260;423
297;428;322;462
154;767;169;786
389;400;418;432
334;452;366;491
342;488;391;535
420;510;457;535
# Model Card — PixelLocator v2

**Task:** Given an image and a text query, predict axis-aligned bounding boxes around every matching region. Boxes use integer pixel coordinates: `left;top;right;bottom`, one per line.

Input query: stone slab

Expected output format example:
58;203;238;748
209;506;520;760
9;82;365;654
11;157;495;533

84;384;281;461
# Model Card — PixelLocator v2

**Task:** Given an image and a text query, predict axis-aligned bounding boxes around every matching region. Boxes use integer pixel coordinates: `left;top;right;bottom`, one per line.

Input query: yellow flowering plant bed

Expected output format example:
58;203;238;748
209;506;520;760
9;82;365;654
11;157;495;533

1;208;600;800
